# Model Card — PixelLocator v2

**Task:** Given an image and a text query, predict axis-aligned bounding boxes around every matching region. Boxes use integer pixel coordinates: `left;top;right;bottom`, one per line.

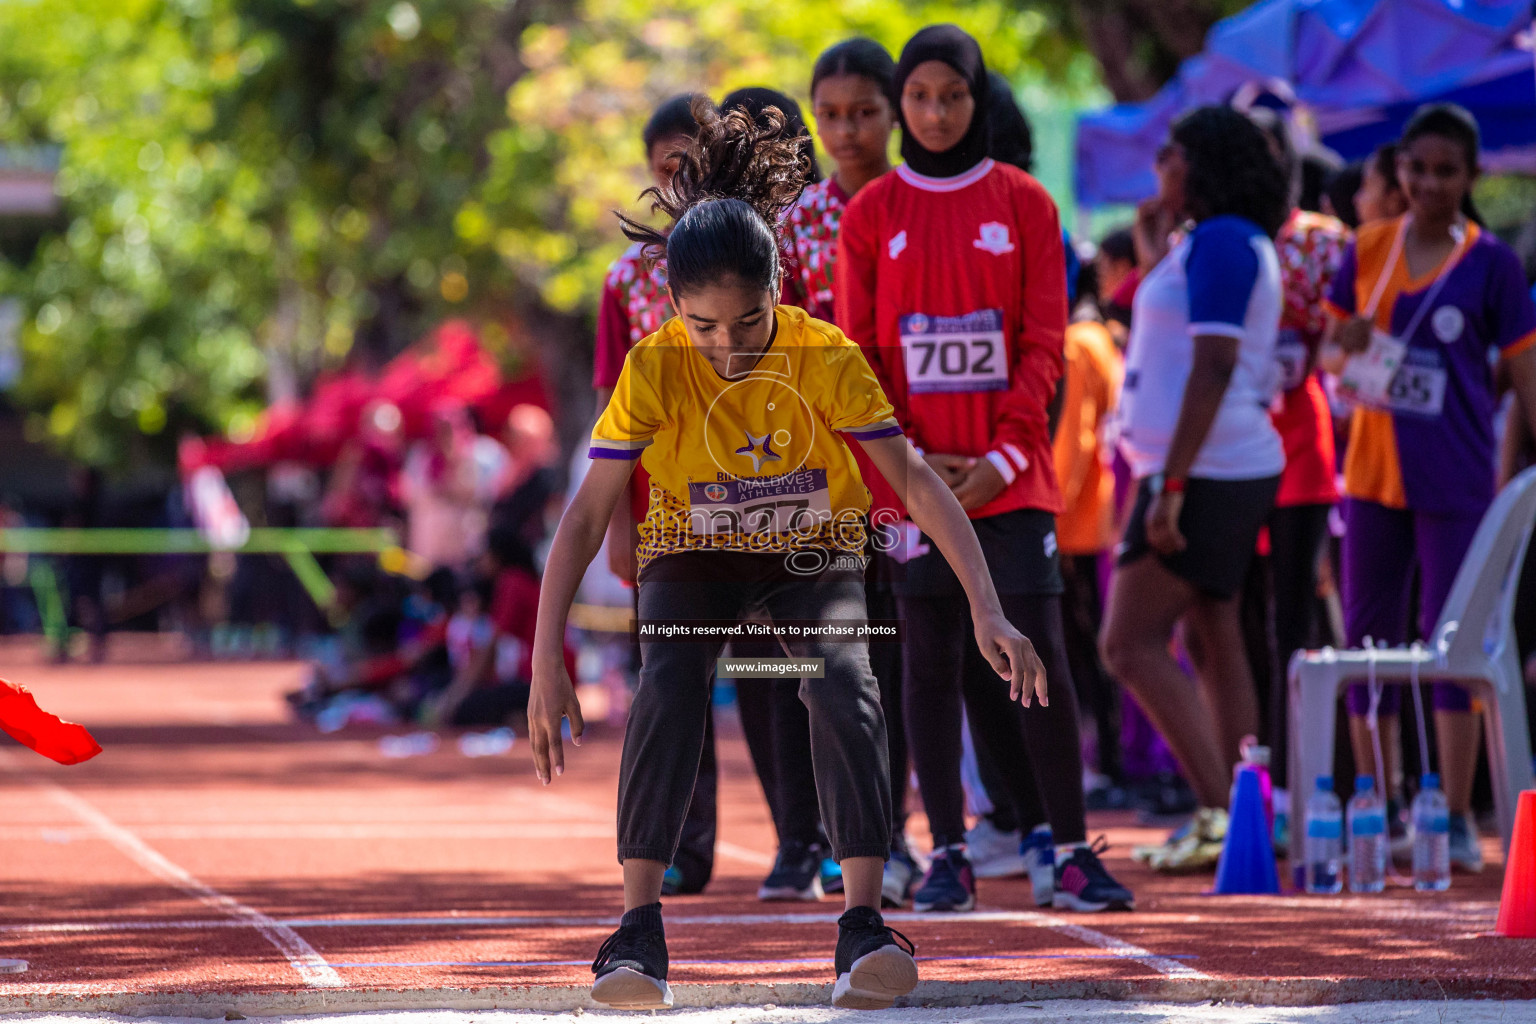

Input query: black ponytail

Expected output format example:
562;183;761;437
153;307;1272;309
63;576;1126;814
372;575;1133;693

1400;102;1484;225
618;98;811;297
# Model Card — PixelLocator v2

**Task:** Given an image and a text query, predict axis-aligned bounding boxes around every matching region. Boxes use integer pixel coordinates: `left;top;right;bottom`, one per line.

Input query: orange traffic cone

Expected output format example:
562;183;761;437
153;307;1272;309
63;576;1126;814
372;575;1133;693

1496;790;1536;937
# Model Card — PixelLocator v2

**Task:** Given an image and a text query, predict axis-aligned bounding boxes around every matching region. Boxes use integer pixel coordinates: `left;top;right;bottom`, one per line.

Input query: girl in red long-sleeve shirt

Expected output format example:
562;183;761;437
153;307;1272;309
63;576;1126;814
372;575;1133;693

837;24;1133;914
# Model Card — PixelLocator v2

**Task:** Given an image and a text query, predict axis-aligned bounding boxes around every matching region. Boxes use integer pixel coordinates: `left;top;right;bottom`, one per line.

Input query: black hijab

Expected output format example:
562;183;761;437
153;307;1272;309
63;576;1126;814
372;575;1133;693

985;70;1033;172
893;25;990;179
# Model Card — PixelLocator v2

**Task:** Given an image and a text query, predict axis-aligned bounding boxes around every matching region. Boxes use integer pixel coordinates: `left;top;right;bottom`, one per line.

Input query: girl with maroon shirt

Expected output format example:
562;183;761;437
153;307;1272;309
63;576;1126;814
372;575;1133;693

838;25;1133;914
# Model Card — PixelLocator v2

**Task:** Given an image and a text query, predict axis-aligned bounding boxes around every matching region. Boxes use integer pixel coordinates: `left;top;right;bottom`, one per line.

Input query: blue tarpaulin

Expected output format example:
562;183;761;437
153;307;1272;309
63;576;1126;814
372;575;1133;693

1075;0;1536;206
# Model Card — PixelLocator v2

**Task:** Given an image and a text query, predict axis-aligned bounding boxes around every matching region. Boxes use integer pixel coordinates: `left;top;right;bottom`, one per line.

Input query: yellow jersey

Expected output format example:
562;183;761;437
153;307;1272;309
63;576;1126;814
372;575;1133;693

590;305;902;573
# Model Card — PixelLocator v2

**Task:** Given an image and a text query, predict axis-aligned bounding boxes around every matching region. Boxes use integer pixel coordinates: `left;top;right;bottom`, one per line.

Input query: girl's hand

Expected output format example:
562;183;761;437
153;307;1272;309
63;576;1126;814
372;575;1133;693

1145;490;1186;555
951;457;1007;511
922;453;974;488
528;656;585;784
1335;316;1374;356
973;609;1048;707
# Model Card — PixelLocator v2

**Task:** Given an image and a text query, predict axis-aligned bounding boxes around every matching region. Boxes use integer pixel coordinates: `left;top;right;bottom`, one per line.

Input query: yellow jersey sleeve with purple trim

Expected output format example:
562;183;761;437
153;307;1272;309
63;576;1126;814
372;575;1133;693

591;305;901;572
589;348;664;460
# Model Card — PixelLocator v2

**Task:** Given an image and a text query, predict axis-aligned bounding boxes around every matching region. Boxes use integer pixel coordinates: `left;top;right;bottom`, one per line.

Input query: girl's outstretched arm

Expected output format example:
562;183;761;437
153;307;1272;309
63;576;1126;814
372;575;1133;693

530;456;636;784
856;434;1046;707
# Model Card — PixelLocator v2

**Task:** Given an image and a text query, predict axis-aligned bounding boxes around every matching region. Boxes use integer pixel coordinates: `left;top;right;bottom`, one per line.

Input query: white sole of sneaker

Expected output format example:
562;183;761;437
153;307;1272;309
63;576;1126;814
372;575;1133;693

590;967;674;1009
912;892;974;913
972;855;1028;880
757;876;825;901
1028;864;1056;908
831;947;919;1009
1052;891;1134;913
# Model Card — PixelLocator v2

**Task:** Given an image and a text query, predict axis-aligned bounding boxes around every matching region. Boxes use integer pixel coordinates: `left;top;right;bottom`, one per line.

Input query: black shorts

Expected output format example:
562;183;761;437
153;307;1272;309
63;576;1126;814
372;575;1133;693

1117;475;1280;599
894;508;1063;598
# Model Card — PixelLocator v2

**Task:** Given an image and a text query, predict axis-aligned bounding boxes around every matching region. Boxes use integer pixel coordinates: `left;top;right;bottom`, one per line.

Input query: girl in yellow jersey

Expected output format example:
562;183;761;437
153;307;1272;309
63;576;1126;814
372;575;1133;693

528;100;1046;1011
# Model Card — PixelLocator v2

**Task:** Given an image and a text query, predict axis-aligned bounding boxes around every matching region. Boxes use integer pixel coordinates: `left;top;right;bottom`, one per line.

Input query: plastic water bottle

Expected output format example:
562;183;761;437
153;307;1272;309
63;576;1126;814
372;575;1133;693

1303;775;1344;894
1412;773;1451;892
1347;774;1387;893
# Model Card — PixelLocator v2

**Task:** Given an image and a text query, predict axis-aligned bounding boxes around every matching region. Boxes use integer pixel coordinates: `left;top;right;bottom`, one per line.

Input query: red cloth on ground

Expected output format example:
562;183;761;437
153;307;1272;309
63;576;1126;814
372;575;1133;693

0;680;102;765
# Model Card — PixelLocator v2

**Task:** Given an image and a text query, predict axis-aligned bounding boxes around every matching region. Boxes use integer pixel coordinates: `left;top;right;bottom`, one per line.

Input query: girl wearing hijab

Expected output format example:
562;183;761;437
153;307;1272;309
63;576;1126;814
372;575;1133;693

838;25;1134;914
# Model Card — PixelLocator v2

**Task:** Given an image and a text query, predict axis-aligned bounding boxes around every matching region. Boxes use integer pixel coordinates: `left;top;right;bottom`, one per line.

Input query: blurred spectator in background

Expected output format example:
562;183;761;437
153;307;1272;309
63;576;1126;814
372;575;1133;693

401;403;483;570
322;401;406;529
490;403;560;551
1095;227;1137;347
1353;143;1407;226
1323;161;1364;229
1056;253;1126;793
60;466;108;663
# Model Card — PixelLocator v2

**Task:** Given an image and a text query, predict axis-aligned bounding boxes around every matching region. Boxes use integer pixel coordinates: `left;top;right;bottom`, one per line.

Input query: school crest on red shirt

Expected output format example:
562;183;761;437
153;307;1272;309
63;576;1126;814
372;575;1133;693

973;222;1015;255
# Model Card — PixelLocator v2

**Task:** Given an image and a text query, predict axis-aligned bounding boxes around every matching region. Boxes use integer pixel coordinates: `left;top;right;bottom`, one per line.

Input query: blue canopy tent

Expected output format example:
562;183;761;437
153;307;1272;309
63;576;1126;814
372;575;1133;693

1075;0;1536;207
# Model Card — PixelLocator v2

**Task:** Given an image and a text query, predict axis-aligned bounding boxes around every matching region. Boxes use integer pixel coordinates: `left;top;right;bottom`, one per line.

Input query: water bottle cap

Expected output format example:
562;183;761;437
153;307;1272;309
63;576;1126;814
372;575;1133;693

1316;774;1333;791
1355;774;1375;791
1421;772;1441;790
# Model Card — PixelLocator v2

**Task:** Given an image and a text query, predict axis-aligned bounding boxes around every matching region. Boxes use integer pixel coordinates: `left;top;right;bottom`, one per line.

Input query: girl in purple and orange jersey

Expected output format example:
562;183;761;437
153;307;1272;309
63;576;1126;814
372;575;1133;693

1324;104;1536;871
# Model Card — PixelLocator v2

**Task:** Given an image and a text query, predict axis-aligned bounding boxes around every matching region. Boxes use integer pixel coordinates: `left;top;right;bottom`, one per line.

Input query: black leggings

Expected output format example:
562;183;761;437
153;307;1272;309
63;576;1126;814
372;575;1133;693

1061;553;1122;783
1240;503;1332;781
901;591;1086;848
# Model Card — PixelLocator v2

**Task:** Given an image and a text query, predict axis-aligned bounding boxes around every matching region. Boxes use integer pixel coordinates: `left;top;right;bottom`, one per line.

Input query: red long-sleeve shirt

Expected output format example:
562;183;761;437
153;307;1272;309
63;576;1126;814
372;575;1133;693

836;159;1066;519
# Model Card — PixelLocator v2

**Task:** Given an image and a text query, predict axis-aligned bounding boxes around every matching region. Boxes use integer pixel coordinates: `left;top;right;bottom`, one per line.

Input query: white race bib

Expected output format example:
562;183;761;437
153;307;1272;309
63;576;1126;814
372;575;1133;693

686;469;833;538
1337;329;1407;409
900;309;1008;394
1382;362;1447;417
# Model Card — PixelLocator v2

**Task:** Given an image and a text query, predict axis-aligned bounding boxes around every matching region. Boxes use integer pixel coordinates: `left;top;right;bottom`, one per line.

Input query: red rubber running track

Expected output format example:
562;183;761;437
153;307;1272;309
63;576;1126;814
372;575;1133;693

1;639;1532;1014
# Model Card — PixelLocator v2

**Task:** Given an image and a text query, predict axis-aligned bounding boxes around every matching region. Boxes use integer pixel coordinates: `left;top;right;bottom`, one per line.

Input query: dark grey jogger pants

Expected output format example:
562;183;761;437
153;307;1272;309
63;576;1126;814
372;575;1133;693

617;551;891;864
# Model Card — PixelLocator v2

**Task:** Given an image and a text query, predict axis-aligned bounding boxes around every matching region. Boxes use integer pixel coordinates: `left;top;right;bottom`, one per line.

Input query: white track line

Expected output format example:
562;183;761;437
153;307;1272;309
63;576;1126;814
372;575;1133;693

1;823;615;841
716;841;776;867
1;908;1206;977
5;769;343;989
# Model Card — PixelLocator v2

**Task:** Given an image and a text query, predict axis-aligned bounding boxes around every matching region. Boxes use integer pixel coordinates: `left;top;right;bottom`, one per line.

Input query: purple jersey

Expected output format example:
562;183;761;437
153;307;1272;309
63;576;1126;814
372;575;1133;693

1327;217;1536;515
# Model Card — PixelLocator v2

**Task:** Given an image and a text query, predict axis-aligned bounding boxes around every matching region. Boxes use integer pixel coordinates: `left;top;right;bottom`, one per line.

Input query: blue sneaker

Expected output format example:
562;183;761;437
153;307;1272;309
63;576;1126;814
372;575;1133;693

912;844;975;913
1020;824;1056;907
1053;838;1135;912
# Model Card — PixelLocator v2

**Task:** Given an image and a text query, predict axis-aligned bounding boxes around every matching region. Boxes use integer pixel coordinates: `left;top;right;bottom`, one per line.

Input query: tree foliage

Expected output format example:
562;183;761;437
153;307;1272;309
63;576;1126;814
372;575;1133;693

0;0;1097;468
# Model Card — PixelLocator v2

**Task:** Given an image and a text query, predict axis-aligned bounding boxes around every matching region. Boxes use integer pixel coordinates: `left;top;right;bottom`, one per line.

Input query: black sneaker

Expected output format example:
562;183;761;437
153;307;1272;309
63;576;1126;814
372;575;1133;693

912;844;975;913
832;906;918;1009
757;840;825;901
1053;838;1135;912
590;904;672;1010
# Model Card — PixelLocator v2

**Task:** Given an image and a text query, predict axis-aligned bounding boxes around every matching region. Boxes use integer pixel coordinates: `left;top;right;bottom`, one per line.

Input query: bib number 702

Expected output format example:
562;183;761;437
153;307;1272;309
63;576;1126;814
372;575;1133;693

909;338;997;378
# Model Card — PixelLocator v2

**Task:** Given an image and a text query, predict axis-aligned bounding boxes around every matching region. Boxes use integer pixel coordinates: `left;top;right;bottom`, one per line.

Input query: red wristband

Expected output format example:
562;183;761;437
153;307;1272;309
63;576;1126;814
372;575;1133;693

1163;476;1187;495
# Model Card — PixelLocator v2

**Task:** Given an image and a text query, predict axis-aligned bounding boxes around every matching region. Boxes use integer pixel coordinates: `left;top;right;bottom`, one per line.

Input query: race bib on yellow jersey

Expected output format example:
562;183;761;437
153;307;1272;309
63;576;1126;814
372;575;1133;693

899;309;1009;394
686;469;833;538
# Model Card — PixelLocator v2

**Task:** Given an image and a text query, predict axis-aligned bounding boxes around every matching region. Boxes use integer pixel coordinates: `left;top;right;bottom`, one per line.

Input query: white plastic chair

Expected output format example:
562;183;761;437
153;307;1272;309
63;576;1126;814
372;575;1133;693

1287;466;1536;865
